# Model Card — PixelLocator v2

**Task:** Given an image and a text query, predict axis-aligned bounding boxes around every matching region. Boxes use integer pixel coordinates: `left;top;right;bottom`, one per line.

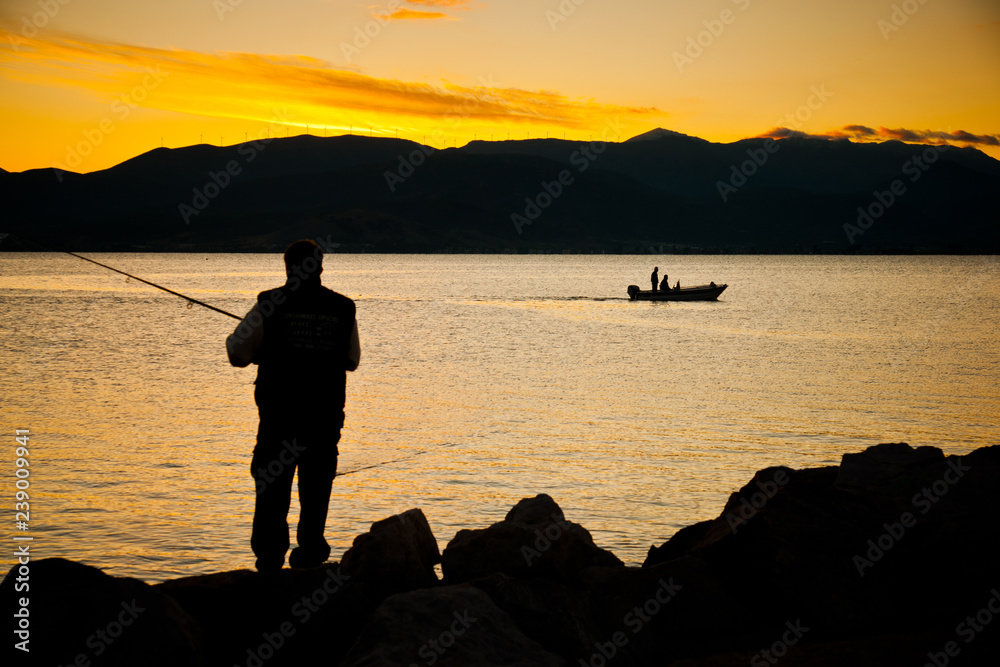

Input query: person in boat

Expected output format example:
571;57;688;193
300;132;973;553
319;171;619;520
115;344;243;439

226;239;361;572
710;281;716;288
660;274;670;291
675;280;680;290
651;267;659;291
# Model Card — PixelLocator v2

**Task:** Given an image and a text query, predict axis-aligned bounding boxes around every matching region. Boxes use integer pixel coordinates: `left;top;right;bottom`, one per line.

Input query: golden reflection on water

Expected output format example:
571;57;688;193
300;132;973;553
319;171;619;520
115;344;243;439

1;253;997;582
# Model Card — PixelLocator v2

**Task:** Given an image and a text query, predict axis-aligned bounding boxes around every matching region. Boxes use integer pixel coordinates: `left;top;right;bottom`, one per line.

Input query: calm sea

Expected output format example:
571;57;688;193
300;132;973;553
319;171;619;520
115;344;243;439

1;253;997;583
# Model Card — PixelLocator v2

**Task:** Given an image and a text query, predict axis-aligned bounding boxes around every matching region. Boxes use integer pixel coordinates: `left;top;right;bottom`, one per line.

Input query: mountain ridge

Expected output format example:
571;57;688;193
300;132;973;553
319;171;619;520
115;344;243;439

2;130;997;253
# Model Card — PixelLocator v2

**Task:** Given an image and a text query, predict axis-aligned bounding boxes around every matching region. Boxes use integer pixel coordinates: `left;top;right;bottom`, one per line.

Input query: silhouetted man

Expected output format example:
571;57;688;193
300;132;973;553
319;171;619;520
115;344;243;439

651;267;659;291
227;240;360;572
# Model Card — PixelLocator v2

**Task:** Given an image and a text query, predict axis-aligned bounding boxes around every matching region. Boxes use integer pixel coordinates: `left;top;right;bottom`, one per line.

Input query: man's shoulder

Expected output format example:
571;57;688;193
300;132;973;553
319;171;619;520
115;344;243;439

256;283;354;312
318;285;355;307
257;286;283;301
300;285;356;316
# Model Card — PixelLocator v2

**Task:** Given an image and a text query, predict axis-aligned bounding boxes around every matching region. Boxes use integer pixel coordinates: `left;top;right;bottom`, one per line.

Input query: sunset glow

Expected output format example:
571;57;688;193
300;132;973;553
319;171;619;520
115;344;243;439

1;0;998;173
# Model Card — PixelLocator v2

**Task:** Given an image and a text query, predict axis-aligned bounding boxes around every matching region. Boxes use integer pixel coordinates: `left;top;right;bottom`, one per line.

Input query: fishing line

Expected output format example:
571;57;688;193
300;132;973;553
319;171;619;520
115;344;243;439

4;233;241;320
6;232;462;479
337;443;459;477
338;450;431;477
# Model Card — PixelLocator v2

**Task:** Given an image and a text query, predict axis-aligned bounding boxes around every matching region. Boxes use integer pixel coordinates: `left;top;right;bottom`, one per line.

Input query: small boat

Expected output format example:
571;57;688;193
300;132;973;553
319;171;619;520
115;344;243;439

627;283;727;301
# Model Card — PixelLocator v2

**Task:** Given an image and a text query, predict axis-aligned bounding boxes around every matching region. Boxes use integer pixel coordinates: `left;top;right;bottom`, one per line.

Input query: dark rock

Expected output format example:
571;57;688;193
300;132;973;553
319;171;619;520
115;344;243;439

0;558;204;666
156;562;373;667
341;507;440;593
836;441;945;492
643;443;1000;653
154;507;441;667
466;572;602;661
442;493;623;584
340;584;565;667
644;519;713;566
506;493;566;525
11;444;998;666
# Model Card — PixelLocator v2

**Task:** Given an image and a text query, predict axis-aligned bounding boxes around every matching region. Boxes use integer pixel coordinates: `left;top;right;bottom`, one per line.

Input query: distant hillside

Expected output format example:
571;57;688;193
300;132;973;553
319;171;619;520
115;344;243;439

1;131;997;253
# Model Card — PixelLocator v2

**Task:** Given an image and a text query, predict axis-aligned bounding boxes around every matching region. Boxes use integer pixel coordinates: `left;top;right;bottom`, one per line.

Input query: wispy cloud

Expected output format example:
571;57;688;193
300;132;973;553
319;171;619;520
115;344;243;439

379;0;477;21
759;125;1000;148
0;29;660;132
406;0;476;7
389;8;454;20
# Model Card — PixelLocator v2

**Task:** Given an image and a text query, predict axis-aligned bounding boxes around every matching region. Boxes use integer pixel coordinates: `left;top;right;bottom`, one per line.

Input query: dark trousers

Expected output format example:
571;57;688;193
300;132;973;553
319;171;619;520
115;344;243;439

251;392;342;571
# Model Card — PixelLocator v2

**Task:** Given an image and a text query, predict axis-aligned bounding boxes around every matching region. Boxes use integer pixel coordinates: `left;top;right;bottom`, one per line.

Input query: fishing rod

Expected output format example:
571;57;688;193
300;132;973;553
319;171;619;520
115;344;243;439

6;233;471;480
4;233;241;320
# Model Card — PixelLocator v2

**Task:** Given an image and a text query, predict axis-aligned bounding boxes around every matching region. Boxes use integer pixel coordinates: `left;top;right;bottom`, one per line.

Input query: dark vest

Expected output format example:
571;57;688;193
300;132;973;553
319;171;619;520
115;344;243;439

254;281;356;410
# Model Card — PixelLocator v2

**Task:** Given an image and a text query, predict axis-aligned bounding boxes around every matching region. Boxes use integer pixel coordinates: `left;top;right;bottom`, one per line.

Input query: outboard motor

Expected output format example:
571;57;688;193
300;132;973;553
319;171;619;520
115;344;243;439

627;285;640;300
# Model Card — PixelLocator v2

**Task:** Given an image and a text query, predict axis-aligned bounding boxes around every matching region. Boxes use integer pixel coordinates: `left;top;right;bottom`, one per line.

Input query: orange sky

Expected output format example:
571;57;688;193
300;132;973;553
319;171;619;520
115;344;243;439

1;0;998;173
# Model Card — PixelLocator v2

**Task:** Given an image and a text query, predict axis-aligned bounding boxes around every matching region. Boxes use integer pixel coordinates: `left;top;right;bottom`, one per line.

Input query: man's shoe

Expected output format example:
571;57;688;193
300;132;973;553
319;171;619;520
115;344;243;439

289;547;326;569
255;556;284;573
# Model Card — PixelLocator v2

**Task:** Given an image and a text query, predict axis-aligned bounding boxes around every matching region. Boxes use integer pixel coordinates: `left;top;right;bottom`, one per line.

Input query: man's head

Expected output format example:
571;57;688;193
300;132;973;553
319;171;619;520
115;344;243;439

284;239;323;282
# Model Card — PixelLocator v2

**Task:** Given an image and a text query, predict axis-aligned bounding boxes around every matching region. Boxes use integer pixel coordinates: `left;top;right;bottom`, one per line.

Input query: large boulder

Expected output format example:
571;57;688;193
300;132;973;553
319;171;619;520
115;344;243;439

340;507;441;592
442;494;623;584
154;508;441;666
642;443;1000;655
340;584;565;667
156;563;371;667
1;558;204;666
836;441;946;493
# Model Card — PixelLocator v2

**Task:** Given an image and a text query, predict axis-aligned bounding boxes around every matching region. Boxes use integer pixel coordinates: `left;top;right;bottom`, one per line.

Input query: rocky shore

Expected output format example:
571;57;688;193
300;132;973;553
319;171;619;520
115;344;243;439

5;443;999;666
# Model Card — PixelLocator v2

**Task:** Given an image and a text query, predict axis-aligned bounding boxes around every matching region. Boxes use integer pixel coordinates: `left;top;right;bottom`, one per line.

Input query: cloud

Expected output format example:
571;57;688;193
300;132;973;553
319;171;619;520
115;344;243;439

949;130;1000;146
389;8;454;20
406;0;475;6
379;1;477;21
758;127;813;140
879;127;923;142
0;29;661;134
757;125;1000;148
842;124;876;136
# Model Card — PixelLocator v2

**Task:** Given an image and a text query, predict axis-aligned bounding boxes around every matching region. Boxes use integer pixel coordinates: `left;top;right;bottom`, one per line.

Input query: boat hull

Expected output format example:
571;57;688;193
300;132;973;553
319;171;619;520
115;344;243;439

627;284;727;301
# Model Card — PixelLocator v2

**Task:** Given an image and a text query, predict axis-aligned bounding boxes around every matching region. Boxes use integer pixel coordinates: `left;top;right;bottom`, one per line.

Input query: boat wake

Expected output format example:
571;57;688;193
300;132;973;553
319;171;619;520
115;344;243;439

499;296;631;302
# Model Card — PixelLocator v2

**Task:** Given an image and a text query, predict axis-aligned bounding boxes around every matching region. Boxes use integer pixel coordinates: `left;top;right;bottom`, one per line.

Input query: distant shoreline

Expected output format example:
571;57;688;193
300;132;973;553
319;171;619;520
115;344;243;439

2;246;994;255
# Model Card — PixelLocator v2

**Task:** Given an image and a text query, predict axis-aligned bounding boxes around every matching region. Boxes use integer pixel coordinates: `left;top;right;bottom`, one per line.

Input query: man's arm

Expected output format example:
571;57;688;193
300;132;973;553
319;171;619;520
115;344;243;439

226;304;264;367
346;320;360;371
